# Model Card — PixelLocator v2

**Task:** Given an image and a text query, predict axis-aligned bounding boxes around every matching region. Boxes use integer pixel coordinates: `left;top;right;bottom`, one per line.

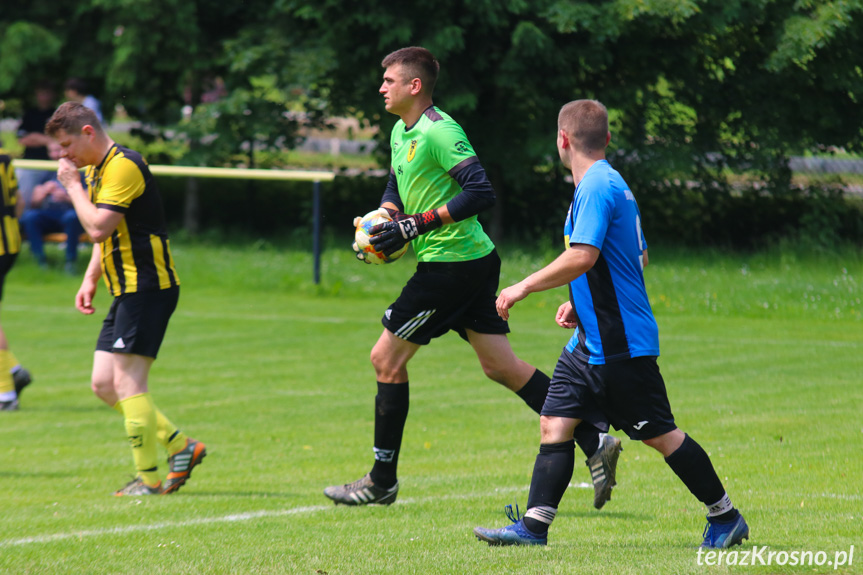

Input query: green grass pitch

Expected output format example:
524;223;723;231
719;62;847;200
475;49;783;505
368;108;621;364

1;241;860;574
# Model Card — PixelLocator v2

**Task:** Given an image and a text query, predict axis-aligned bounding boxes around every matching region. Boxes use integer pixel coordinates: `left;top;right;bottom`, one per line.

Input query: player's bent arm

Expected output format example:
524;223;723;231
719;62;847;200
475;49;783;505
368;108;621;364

75;245;102;315
556;300;578;329
383;201;454;226
380;171;404;213
369;161;494;253
445;160;495;222
434;204;455;225
380;201;401;214
519;244;600;295
642;249;649;268
59;172;124;242
75;203;123;244
379;161;493;227
369;203;445;255
496;245;599;320
83;243;102;282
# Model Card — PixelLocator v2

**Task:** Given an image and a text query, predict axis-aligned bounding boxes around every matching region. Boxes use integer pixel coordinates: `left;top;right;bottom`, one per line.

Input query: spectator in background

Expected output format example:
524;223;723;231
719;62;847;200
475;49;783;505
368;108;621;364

19;142;85;274
16;82;57;212
64;78;103;123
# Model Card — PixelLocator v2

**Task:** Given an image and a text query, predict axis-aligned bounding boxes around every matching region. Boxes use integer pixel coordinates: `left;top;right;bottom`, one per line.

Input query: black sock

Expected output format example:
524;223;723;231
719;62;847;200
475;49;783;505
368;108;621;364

665;434;738;520
369;382;409;489
516;369;550;414
573;423;601;458
523;440;575;535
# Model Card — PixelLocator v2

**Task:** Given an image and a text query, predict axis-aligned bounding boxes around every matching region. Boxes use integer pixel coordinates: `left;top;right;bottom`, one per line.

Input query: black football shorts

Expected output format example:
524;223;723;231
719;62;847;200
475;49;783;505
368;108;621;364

542;349;677;441
0;253;17;301
382;250;510;345
96;286;179;359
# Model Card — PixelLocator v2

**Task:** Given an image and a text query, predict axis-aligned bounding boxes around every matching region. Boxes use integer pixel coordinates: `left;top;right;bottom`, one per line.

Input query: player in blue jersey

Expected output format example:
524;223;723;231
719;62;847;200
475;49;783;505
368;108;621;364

473;99;748;549
324;48;619;508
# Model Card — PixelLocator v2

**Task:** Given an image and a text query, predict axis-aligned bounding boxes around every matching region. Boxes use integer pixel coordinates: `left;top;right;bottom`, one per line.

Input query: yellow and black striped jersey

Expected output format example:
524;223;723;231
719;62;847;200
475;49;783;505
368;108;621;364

86;144;179;296
0;151;21;257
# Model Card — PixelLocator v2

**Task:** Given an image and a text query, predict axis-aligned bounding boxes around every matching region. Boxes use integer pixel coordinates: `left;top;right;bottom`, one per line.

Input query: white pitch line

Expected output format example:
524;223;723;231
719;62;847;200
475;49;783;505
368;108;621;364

817;492;862;501
1;486;530;548
1;505;329;548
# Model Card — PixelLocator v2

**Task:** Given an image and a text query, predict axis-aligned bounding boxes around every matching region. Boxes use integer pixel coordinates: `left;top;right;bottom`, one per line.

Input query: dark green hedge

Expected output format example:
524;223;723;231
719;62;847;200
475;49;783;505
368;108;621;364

157;171;863;249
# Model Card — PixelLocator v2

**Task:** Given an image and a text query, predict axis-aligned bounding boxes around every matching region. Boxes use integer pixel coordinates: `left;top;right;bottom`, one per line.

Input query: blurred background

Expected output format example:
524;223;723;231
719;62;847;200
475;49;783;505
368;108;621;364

2;0;862;250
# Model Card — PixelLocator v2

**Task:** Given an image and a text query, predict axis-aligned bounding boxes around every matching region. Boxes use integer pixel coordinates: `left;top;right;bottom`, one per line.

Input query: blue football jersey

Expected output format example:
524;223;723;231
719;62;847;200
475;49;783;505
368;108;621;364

563;160;659;364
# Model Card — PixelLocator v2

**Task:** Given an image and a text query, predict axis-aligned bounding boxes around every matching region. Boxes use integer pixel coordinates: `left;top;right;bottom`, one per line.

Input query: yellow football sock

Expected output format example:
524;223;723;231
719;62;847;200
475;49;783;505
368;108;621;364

119;393;160;487
0;349;15;395
116;402;186;455
5;350;19;371
156;408;189;455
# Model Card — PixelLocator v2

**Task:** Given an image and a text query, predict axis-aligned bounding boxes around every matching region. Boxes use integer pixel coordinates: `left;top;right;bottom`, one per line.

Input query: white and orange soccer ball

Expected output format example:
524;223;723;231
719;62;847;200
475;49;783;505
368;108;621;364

353;208;409;264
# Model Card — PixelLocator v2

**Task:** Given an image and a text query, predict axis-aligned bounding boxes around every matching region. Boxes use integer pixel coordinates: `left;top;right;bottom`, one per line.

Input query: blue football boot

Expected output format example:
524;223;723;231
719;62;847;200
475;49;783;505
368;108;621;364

474;504;548;546
701;513;750;549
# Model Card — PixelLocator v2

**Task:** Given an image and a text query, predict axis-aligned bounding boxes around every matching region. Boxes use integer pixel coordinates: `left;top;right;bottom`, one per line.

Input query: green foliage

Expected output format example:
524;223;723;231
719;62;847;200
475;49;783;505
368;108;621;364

768;0;863;71
0;22;61;93
242;0;863;239
134;162;863;249
178;28;335;167
634;176;863;249
5;1;863;245
118;129;188;166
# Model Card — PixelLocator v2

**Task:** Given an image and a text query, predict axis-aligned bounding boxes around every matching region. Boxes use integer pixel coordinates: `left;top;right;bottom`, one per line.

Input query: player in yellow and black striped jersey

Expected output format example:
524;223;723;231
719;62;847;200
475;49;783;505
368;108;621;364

83;143;180;296
46;102;205;496
0;151;33;411
0;151;21;259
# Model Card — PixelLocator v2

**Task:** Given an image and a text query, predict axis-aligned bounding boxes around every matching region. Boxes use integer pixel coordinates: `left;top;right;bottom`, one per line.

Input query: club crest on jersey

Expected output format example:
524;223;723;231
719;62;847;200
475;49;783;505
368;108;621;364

407;140;418;162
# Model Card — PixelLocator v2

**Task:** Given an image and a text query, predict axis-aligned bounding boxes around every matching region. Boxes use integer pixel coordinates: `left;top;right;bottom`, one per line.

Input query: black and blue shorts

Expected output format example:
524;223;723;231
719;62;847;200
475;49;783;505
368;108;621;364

96;286;179;359
542;349;677;441
382;250;509;345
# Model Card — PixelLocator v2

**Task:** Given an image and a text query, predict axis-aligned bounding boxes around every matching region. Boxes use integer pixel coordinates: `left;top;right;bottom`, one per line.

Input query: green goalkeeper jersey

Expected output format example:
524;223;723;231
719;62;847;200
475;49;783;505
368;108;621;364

390;106;495;262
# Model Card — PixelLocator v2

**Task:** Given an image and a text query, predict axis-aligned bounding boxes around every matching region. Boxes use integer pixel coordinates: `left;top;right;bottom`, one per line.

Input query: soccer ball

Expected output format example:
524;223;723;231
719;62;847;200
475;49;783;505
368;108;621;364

354;208;409;264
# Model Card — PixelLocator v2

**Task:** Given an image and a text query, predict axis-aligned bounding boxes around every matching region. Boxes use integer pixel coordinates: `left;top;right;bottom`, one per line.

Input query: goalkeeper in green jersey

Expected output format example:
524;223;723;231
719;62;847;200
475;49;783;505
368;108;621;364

325;47;621;508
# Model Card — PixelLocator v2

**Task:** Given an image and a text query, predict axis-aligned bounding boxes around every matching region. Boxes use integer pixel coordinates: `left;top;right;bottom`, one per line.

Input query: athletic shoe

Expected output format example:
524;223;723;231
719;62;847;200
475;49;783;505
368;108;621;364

586;433;622;509
13;367;32;396
114;476;161;496
323;473;399;505
701;513;750;549
0;398;19;411
474;504;548;546
162;438;207;494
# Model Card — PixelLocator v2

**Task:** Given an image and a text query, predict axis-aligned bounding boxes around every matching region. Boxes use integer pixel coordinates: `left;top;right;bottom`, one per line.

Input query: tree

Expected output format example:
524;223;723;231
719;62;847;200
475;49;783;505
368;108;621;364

236;0;863;240
4;1;863;243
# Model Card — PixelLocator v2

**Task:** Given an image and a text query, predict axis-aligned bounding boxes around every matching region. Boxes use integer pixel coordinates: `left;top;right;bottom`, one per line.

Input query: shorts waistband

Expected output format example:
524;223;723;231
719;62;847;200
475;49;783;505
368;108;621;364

416;249;498;275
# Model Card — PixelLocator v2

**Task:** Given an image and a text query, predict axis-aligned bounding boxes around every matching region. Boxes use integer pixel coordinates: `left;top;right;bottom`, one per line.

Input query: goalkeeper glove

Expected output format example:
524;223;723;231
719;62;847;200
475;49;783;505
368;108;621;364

369;209;442;256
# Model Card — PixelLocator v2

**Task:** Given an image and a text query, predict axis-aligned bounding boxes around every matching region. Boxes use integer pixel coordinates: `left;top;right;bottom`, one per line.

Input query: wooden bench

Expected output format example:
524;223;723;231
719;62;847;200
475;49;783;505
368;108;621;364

42;232;94;244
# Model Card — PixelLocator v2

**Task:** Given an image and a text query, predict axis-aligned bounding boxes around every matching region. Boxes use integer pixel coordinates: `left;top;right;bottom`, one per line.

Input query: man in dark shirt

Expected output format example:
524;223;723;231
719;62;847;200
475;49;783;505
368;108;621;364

16;83;57;212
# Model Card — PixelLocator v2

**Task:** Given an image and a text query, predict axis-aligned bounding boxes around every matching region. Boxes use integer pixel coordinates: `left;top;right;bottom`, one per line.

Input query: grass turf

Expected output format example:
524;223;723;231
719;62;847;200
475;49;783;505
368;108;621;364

0;240;860;574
